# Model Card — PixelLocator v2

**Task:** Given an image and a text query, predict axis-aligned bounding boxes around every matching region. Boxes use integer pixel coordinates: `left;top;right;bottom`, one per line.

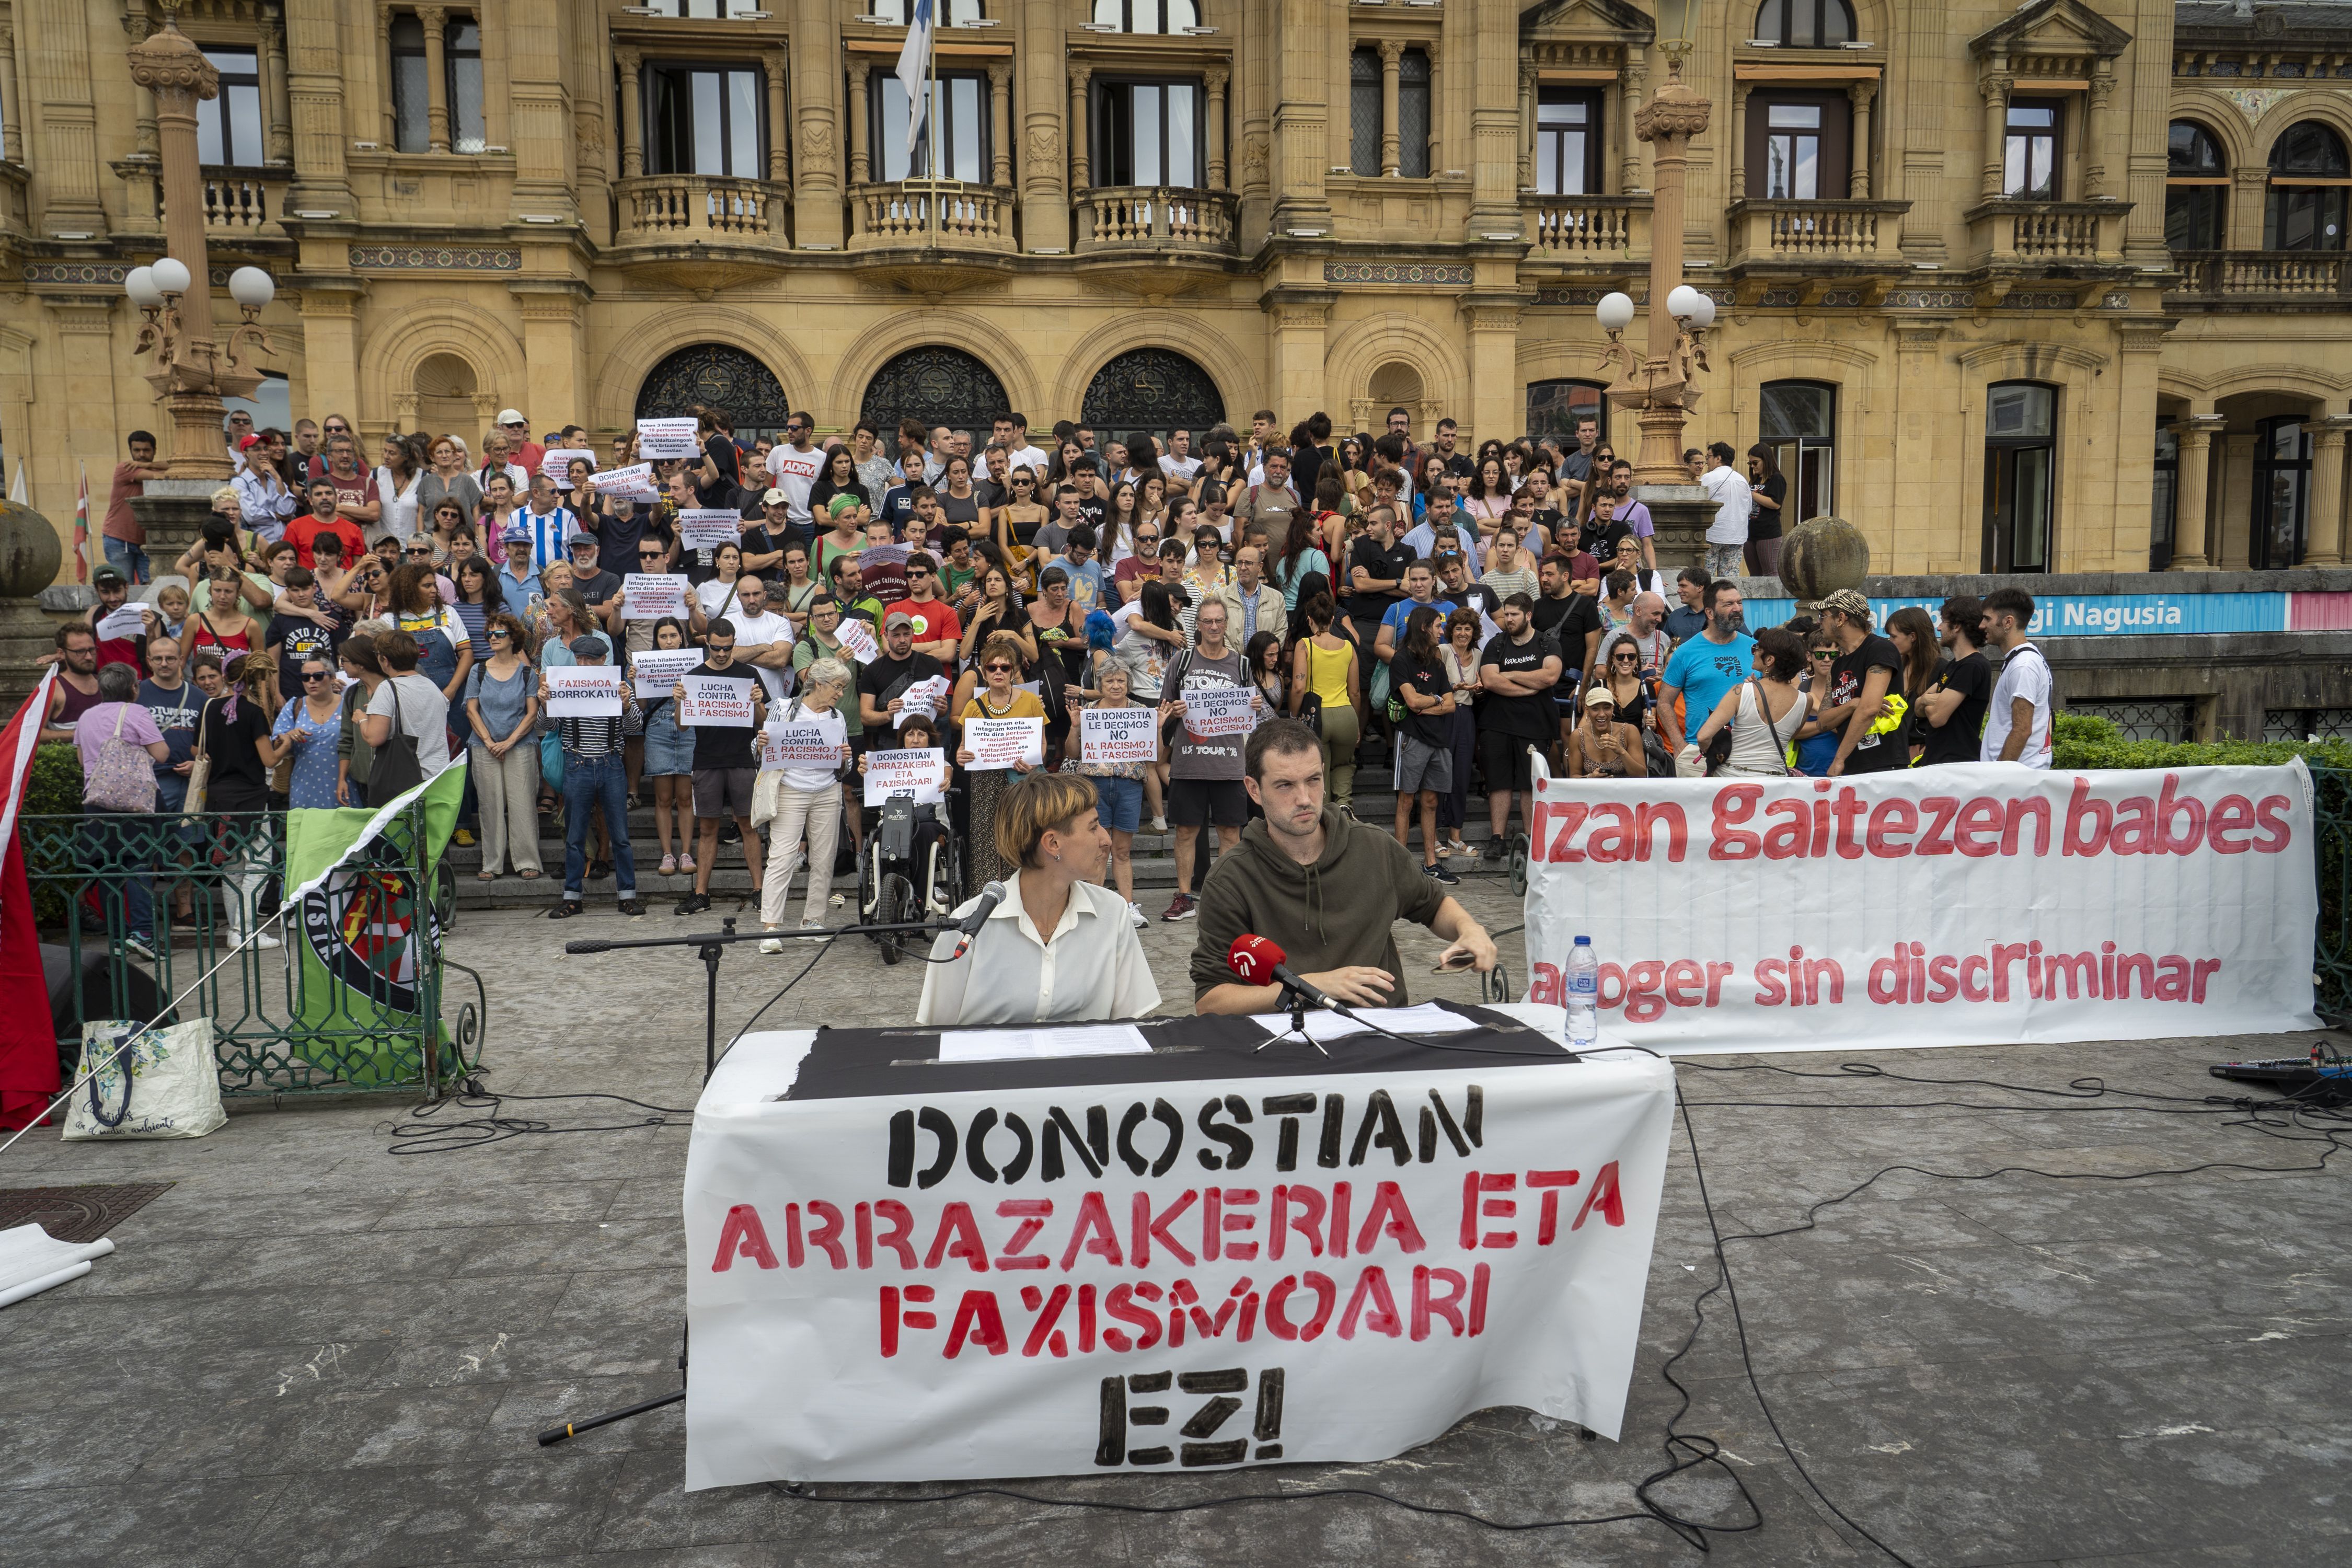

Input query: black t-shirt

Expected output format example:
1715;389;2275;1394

1292;443;1334;500
1829;634;1908;773
570;566;623;612
1390;651;1453;746
736;525;782;583
1579;516;1634;560
266;610;345;702
686;661;760;770
1477;630;1562;742
589;504;660;567
857;650;945;721
1750;471;1789;541
198;694;274;810
1917;650;1992;767
1347;537;1414;621
1076;494;1108;533
694;434;741;509
1531;593;1601;688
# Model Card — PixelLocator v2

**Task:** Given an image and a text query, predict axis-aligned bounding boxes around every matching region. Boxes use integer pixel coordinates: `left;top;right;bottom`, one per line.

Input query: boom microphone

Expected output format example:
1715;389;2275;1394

950;881;1009;959
1227;933;1336;1010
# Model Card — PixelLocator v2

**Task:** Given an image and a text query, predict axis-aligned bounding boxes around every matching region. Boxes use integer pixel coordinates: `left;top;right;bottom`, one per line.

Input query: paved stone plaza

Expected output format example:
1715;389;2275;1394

1;884;2345;1567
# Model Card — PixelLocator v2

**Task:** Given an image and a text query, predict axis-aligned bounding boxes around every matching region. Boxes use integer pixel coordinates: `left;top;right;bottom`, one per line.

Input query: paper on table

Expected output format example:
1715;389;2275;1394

1247;1001;1482;1044
936;1024;1154;1063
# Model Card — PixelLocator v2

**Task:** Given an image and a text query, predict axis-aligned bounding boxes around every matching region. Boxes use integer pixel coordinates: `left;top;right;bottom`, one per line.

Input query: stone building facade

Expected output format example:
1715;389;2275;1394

0;0;2349;583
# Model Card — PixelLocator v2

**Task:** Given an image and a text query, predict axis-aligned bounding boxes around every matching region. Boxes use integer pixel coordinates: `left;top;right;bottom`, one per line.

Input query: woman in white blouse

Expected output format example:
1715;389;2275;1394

375;433;426;538
915;771;1161;1026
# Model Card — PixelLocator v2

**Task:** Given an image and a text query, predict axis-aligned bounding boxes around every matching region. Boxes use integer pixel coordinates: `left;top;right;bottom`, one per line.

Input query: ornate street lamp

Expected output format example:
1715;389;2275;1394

1594;0;1715;503
122;4;274;484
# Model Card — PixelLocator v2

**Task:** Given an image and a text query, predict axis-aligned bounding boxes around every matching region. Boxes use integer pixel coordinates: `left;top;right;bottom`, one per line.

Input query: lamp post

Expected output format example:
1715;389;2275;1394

1596;0;1711;488
123;6;275;485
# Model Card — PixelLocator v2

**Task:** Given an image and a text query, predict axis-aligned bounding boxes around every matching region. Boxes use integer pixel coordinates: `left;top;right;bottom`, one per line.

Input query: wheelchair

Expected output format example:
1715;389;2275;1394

854;787;963;966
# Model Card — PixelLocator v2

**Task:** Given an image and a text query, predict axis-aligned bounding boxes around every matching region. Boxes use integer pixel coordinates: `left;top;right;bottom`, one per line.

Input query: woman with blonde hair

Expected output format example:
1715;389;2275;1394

956;631;1047;891
913;769;1160;1025
757;655;855;951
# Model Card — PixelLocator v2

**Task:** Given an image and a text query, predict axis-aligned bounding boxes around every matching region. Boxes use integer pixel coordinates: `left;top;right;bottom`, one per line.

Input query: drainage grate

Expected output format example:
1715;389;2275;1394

0;1183;175;1244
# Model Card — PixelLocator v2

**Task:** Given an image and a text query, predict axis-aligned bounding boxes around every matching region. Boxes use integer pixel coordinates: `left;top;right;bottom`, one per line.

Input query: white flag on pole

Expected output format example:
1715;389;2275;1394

7;463;25;505
895;0;933;168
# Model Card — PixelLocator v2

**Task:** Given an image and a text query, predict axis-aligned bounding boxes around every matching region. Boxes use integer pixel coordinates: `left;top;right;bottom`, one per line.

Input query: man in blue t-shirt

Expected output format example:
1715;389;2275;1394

136;638;204;811
1658;579;1755;744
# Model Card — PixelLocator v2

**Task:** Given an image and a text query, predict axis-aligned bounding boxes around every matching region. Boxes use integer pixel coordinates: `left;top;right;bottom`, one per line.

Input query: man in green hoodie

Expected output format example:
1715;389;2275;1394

1192;718;1497;1013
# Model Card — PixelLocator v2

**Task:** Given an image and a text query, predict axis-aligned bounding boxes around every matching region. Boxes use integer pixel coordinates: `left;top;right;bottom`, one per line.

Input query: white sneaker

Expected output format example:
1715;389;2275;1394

1149;816;1167;833
758;936;785;955
1128;902;1147;928
243;929;283;950
796;922;831;941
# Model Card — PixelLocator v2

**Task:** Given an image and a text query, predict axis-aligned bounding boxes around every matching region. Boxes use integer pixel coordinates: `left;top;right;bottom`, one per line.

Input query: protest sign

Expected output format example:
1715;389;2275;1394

1181;684;1259;738
591;463;658;500
544;667;622;718
835;619;880;664
630;648;702;698
540;447;595;483
679;510;743;551
896;675;949;725
1080;705;1157;763
95;603;150;641
862;747;947;806
964;716;1044;770
764;720;845;771
622;573;688;620
680;674;757;727
1520;758;2323;1054
636;417;699;460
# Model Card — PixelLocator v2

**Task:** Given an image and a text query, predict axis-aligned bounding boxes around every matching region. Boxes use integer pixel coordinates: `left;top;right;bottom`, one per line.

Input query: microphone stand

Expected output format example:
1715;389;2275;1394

536;909;960;1449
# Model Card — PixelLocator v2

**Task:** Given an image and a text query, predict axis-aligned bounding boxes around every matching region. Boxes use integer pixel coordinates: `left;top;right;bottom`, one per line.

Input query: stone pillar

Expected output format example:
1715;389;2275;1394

616;48;642;178
1424;42;1440;171
420;5;450;152
126;12;159;158
259;11;293;164
1460;296;1520;450
2307;417;2352;567
2169;413;2222;571
297;279;364;435
1206;65;1228;187
1018;0;1066;248
988;62;1012;186
504;0;575;221
1979;67;2011;202
786;0;842;246
1517;64;1535;192
1618;49;1646;193
284;0;353;216
765;52;791;183
511;280;585;430
1728;82;1749;200
1069;65;1091;191
1378;41;1402;178
21;0;107;230
2084;68;2113;200
846;60;869;184
0;25;21;166
117;10;164;239
1265;293;1333;413
1466;0;1515;228
2219;432;2257;570
1847;79;1874;201
1272;0;1330;229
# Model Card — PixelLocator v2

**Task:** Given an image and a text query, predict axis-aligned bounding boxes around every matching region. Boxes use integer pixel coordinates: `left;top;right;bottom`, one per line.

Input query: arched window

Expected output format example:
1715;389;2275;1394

2267;121;2349;251
1092;0;1197;31
2166;120;2228;251
1753;0;1855;49
1081;348;1226;442
1759;381;1836;521
1525;379;1607;446
635;344;792;443
859;347;1010;449
1981;382;2056;574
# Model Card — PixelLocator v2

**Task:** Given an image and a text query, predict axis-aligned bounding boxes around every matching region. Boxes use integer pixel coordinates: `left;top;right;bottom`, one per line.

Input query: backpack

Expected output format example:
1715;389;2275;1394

83;706;158;813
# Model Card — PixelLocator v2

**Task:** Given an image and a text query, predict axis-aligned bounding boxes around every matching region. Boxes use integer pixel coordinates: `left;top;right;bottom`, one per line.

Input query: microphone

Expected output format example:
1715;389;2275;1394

949;881;1009;959
563;940;615;955
1227;933;1336;1010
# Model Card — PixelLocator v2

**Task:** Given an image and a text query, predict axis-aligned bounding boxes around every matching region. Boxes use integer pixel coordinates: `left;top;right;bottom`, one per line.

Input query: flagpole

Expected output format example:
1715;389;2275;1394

927;0;941;250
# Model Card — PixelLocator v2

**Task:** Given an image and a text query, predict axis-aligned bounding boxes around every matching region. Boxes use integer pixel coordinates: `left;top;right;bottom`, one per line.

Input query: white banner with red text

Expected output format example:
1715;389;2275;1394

682;1052;1673;1488
1521;758;2320;1053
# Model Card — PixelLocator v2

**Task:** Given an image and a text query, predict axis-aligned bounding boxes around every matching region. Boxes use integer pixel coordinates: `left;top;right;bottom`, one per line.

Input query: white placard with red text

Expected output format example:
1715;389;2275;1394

964;716;1043;770
862;747;947;806
540;447;595;483
682;1041;1675;1486
1181;685;1259;738
1081;705;1158;763
630;647;703;698
1520;758;2322;1054
591;463;659;501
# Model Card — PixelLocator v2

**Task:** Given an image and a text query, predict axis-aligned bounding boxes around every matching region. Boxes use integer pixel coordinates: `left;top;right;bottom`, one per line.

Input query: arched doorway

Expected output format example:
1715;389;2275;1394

859;347;1009;448
412;353;480;439
635;344;793;443
1081;348;1225;444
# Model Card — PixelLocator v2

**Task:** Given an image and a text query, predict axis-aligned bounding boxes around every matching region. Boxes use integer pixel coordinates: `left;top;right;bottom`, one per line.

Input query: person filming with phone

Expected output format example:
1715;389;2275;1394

1190;718;1496;1016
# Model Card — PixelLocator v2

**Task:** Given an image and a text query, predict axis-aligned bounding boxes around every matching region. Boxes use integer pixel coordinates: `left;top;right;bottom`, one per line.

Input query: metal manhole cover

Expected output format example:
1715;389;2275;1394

0;1183;174;1243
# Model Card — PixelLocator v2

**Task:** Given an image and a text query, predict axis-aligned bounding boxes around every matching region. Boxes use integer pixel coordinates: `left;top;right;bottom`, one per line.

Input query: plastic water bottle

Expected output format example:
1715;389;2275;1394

1564;936;1600;1048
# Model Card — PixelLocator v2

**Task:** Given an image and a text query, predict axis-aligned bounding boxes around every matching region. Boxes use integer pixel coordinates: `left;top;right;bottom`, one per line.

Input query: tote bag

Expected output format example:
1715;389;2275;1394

62;1018;225;1141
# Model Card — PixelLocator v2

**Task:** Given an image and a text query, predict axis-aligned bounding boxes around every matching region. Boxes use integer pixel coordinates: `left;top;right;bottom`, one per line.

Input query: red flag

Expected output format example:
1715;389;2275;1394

73;463;89;585
0;670;60;1129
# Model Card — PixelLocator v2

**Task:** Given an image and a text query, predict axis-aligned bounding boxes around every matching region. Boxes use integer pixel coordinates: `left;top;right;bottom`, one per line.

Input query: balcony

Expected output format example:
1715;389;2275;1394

157;168;290;244
1726;199;1907;270
1963;198;2129;266
1522;194;1651;264
1074;187;1239;258
847;182;1016;253
0;162;26;242
614;174;786;246
2168;250;2352;307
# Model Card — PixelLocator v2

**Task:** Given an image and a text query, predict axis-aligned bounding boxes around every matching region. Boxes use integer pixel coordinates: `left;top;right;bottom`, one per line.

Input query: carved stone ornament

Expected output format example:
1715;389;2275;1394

802;122;836;175
1633;95;1709;144
1026;125;1060;174
127;20;220;101
1243;137;1269;172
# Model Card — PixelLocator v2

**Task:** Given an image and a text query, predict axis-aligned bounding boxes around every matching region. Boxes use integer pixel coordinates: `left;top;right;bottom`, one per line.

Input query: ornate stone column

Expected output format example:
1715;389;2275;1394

616;48;643;178
1069;64;1091;191
420;5;451;152
1206;64;1228;187
1848;79;1874;200
2169;412;2224;570
765;52;790;183
1979;63;2011;201
1378;41;1402;177
1424;42;1440;170
0;25;20;166
1618;49;1646;193
847;60;869;184
989;62;1012;186
2307;417;2352;567
2083;67;2114;200
1728;81;1750;200
259;8;293;164
1517;63;1535;191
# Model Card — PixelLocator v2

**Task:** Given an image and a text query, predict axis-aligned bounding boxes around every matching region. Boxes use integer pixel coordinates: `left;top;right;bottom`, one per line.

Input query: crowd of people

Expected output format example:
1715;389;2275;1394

57;399;2057;949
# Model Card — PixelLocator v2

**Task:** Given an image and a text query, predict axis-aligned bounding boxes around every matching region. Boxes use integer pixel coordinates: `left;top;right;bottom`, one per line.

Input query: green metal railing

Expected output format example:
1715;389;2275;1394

18;807;477;1100
2312;763;2352;1020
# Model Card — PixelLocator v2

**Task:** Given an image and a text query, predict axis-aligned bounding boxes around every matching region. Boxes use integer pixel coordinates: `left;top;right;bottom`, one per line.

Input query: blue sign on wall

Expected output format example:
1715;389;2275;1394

1737;592;2292;637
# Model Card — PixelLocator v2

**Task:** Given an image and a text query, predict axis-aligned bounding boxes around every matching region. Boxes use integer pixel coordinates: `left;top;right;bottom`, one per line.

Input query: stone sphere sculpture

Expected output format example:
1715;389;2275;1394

1778;515;1870;604
0;501;62;598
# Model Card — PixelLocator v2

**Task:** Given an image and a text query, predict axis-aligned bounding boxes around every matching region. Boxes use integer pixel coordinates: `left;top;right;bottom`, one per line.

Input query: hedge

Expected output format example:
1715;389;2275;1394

2050;712;2352;773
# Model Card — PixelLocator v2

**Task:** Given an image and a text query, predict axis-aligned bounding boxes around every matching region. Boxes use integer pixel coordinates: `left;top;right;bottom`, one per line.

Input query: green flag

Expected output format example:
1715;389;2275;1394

280;760;469;1088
